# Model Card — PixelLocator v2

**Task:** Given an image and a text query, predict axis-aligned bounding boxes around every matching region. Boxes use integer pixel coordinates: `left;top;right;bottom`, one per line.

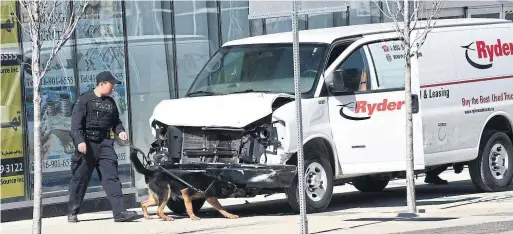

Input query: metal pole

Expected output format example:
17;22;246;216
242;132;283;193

291;1;308;233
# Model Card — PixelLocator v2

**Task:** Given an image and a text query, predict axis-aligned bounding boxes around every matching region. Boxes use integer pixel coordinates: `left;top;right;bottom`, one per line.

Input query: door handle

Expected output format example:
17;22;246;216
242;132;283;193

412;94;419;114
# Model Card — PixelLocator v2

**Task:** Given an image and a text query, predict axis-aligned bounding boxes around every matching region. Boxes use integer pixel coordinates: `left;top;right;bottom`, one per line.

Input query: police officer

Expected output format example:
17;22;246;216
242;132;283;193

68;71;137;222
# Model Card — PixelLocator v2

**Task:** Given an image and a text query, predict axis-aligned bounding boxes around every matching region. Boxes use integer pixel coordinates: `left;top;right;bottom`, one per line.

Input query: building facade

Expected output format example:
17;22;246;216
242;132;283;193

1;0;512;212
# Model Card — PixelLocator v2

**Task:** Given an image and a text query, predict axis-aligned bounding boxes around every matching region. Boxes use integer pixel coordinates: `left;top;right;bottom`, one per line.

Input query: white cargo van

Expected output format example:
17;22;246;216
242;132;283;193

144;18;513;214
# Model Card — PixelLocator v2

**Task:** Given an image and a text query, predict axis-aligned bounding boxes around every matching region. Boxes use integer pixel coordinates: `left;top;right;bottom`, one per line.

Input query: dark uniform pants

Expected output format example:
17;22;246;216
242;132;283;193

68;138;125;217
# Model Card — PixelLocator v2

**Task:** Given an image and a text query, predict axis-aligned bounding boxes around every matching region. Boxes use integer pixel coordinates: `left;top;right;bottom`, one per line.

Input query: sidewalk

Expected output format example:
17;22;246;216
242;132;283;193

2;169;513;234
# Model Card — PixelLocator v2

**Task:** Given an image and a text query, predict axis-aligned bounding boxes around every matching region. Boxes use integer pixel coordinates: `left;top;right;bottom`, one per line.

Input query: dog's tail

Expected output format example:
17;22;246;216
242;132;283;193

129;147;155;177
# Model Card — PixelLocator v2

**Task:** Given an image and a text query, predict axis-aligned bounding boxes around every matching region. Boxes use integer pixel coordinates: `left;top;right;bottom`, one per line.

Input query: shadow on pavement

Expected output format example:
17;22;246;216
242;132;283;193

310;216;459;234
345;217;458;222
193;179;495;218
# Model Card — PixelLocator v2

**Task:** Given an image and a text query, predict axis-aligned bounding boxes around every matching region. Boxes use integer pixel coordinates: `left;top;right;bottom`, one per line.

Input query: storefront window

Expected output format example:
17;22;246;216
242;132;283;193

174;0;219;97
19;1;81;195
75;1;132;189
265;16;306;34
124;0;175;190
250;19;265;36
507;10;513;21
220;1;250;44
308;13;334;29
334;11;350;27
381;1;402;23
349;1;374;25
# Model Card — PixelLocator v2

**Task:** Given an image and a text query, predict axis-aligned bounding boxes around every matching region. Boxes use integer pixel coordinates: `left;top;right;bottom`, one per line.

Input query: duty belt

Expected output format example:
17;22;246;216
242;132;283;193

85;129;110;142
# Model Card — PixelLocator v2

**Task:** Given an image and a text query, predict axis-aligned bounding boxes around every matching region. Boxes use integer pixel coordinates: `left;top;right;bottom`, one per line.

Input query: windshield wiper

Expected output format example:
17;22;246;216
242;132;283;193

186;91;217;97
228;89;272;94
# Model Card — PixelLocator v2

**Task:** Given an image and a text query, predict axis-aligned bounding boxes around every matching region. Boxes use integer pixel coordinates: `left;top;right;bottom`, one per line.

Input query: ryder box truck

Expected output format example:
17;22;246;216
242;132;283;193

139;18;513;214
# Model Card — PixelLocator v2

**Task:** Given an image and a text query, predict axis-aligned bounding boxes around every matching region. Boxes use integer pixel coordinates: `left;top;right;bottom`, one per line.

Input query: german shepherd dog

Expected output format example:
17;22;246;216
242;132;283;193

129;148;240;221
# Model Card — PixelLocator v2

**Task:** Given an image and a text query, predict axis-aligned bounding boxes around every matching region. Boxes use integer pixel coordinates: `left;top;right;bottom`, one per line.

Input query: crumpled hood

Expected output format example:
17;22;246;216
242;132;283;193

150;93;294;128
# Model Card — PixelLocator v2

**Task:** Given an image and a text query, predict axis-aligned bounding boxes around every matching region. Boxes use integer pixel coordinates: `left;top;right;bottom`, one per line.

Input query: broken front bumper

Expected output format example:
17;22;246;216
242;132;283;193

152;162;298;189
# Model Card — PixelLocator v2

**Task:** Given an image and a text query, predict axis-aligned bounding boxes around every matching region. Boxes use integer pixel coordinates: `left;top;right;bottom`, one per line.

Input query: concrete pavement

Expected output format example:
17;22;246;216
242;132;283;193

2;168;513;234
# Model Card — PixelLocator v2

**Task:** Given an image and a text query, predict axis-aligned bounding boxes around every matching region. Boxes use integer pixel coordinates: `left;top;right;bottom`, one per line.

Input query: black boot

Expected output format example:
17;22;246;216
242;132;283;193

113;211;138;222
424;174;448;185
454;164;464;174
68;214;78;223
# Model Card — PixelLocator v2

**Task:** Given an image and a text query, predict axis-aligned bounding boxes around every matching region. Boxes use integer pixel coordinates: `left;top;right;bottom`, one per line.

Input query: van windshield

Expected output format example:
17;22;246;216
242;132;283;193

186;44;327;97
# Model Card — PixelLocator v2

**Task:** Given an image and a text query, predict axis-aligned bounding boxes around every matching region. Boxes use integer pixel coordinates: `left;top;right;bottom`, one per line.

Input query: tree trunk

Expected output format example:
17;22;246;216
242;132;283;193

32;81;42;234
31;2;43;234
403;0;417;214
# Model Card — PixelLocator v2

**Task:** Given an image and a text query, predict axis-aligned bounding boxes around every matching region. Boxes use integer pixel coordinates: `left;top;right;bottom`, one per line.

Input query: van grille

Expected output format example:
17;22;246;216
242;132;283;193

181;127;243;162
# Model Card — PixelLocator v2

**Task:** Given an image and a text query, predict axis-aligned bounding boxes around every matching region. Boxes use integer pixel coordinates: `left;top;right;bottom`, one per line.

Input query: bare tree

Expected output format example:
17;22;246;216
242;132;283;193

372;0;443;213
14;1;88;233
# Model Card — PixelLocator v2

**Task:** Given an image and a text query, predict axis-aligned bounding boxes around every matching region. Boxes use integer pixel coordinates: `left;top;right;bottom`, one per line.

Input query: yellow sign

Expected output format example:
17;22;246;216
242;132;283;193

0;0;19;47
0;63;25;199
1;65;23;158
1;0;24;200
0;175;25;199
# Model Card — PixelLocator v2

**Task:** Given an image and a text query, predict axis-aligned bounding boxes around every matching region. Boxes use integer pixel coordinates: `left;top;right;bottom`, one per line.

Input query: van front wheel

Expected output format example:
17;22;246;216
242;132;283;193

284;147;334;214
469;130;513;192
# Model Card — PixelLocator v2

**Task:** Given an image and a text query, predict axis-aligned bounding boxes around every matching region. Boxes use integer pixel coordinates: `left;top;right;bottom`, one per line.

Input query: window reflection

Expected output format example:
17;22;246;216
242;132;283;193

221;1;250;43
75;1;132;187
124;0;175;190
174;0;219;97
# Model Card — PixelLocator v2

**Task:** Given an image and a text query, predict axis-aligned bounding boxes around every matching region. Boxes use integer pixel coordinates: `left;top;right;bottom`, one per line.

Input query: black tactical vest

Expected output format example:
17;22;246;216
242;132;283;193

83;92;115;141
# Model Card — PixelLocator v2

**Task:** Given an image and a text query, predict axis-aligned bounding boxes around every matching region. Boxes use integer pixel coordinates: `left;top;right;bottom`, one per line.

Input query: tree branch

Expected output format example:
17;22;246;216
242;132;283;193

38;1;89;79
380;0;404;39
410;0;443;54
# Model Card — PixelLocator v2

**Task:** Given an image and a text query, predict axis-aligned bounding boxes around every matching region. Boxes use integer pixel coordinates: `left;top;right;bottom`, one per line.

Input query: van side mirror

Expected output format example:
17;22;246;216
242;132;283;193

328;70;347;94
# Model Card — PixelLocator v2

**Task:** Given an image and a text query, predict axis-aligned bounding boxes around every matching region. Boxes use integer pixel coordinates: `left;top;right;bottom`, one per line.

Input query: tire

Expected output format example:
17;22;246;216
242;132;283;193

284;144;334;214
352;176;390;192
166;198;206;214
469;130;513;192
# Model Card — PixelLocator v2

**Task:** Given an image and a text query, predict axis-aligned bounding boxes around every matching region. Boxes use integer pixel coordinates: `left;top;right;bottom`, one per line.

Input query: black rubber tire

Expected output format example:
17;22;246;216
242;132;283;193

166;198;206;214
284;144;334;214
352;176;390;192
469;130;513;192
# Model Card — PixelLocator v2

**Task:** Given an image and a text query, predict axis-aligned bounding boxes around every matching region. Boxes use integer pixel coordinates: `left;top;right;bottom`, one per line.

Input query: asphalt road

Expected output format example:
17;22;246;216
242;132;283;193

395;220;513;234
196;176;482;218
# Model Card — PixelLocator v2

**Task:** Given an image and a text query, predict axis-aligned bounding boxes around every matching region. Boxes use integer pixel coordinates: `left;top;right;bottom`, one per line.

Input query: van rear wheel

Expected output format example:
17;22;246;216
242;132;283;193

469;130;513;192
352;176;390;192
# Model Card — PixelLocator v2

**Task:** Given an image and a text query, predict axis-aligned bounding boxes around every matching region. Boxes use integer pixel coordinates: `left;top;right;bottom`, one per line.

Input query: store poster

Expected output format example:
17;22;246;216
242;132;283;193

1;0;26;200
23;47;78;174
76;1;130;165
17;1;78;177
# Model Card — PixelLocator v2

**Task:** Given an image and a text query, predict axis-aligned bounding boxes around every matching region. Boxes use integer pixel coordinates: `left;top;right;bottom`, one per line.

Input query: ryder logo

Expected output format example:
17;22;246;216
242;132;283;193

338;99;405;121
355;99;405;115
461;39;513;69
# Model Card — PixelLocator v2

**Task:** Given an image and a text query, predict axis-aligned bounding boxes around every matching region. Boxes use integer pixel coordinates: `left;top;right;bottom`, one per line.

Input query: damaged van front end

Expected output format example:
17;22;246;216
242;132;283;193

144;93;299;199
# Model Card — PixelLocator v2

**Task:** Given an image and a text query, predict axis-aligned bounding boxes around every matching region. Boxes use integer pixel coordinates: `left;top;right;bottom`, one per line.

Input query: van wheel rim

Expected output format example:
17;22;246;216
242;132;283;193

305;162;328;202
489;143;509;180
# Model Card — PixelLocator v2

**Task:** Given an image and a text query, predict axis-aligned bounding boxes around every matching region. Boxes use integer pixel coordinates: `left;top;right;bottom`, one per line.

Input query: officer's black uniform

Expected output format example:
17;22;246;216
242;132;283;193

68;71;136;222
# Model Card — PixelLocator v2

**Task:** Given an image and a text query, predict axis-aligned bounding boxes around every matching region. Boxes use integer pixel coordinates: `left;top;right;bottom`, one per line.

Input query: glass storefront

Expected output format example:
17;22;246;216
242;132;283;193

1;0;512;207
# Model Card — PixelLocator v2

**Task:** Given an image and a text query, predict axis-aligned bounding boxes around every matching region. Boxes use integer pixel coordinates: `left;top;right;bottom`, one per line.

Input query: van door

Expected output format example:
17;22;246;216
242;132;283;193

324;34;425;175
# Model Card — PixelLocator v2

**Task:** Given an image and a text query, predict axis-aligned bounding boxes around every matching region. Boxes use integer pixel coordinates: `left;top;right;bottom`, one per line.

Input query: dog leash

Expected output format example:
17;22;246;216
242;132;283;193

118;138;206;194
157;165;205;194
